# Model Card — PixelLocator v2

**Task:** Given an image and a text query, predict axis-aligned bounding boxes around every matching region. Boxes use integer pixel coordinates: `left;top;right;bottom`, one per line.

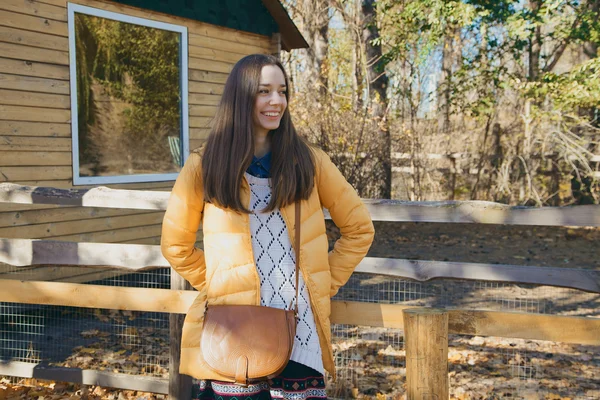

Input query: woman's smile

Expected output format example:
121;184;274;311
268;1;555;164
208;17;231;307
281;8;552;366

253;65;288;137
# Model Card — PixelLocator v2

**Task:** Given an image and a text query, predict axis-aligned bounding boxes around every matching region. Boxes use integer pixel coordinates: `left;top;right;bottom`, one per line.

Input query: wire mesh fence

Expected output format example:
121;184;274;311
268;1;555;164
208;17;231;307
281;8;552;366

328;273;600;399
0;265;171;378
1;265;599;398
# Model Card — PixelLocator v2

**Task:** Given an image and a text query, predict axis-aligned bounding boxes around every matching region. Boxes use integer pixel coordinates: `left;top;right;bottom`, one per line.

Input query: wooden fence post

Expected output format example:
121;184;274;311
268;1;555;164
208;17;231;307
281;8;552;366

403;308;449;400
169;269;192;400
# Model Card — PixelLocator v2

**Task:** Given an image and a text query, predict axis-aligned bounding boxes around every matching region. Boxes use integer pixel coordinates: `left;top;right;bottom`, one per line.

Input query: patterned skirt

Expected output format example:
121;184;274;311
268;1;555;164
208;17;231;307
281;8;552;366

191;361;328;399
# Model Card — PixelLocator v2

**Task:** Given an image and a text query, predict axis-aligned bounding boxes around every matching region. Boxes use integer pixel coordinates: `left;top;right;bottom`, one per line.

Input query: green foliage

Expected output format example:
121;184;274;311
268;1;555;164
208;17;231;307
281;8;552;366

376;0;476;66
85;15;181;138
526;58;600;110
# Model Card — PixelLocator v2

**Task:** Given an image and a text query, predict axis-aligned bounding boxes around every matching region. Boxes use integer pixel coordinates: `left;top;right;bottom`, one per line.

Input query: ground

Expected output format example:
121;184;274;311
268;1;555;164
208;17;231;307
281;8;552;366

367;221;600;271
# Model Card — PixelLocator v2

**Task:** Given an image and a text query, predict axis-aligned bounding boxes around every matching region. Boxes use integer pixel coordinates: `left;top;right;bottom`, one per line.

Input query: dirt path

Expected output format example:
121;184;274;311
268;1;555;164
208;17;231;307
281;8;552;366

366;222;599;270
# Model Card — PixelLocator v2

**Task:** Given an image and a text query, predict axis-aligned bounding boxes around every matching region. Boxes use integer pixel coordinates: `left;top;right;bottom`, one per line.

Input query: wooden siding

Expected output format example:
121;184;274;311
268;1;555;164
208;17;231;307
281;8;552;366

0;0;273;258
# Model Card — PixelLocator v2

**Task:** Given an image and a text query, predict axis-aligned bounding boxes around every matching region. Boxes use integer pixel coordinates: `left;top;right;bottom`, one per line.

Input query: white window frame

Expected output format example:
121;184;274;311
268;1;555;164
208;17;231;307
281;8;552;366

68;3;189;185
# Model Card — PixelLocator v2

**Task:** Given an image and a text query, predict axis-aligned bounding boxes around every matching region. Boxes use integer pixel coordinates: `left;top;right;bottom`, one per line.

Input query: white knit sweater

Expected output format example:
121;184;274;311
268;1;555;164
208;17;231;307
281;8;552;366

245;173;324;375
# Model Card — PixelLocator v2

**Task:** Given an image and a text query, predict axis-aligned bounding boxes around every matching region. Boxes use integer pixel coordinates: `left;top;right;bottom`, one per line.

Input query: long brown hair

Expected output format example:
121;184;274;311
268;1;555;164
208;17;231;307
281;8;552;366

200;54;315;213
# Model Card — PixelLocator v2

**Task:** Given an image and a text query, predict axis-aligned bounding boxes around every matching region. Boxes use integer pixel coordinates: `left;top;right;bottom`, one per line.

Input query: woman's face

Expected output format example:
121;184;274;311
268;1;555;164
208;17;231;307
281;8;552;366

252;65;287;137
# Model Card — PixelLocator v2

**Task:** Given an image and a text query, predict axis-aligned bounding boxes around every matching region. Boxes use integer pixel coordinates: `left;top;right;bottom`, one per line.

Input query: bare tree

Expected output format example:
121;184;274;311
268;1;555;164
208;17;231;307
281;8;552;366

361;0;391;198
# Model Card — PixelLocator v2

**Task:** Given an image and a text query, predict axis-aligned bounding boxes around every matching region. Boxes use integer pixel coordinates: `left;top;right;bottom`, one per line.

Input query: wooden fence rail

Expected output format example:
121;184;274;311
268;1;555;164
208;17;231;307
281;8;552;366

1;280;599;345
1;182;600;398
2;182;600;226
2;238;600;293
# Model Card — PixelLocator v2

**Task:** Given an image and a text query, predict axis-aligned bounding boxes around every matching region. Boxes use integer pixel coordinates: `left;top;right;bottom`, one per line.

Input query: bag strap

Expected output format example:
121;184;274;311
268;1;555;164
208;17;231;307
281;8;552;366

294;202;300;317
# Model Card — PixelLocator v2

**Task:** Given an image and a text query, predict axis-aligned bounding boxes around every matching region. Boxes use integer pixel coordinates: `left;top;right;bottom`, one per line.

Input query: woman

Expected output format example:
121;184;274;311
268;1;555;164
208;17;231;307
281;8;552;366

161;54;374;399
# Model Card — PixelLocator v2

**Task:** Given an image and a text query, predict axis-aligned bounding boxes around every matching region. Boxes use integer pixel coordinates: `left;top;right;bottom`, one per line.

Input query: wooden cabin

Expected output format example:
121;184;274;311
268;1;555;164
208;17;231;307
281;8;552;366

0;0;307;282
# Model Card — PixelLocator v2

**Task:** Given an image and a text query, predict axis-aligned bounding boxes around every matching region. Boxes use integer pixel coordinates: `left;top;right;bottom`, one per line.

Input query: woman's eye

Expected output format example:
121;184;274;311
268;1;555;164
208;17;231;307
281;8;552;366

259;89;269;94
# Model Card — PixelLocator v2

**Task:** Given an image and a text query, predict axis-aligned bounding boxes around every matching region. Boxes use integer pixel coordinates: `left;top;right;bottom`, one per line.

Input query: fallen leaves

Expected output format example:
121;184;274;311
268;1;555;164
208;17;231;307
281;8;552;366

0;377;165;400
328;333;600;399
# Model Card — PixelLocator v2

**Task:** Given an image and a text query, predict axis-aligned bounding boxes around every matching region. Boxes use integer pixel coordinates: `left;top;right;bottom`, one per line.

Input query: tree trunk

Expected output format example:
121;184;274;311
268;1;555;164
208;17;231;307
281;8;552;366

293;0;330;150
528;0;542;81
361;0;391;198
299;0;329;94
438;29;452;136
583;0;599;60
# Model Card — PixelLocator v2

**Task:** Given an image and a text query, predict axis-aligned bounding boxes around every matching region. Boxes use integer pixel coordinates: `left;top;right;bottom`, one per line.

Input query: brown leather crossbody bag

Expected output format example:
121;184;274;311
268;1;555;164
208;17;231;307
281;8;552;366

198;203;301;386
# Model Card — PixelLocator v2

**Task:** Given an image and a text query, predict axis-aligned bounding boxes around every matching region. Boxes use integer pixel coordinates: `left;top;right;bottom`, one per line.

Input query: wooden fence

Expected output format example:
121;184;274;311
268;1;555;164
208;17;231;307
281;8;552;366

1;182;600;399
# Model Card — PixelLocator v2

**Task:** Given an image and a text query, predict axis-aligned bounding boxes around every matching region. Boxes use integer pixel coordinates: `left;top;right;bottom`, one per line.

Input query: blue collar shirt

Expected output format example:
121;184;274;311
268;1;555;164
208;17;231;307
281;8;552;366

246;152;272;178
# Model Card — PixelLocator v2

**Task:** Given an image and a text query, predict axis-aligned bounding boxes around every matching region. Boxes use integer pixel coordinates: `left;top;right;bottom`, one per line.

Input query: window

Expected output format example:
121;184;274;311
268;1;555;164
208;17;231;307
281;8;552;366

68;4;189;185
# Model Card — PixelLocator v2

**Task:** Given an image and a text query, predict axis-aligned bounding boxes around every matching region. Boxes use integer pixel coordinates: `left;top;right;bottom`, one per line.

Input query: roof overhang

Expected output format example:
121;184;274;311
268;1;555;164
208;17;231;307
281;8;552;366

261;0;309;51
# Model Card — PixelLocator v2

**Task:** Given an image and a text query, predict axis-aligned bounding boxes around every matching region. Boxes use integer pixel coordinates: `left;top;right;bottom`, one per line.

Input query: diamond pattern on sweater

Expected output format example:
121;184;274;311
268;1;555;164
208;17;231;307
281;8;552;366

246;173;324;374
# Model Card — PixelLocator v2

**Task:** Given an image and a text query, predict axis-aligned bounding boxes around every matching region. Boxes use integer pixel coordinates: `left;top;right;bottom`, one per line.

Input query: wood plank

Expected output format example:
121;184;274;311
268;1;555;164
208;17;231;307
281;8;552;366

0;73;70;94
169;269;193;398
188;34;268;56
0;9;67;37
330;301;600;345
189;116;212;128
404;308;448;400
447;309;600;345
190;26;270;49
0;136;71;151
32;0;66;7
53;224;163;244
121;236;161;245
189;93;221;106
188;45;246;64
188;70;228;85
4;183;599;227
0;89;70;108
189;105;217;117
0;203;59;212
0;0;67;22
0;166;71;181
0;238;168;268
0;212;163;238
0;41;69;65
355;258;600;294
0;206;146;228
0;150;70;166
12;179;72;188
2;238;596;293
0;25;68;51
189;81;224;95
0;361;168;394
0;279;197;313
0;282;598;346
6;180;173;191
0;57;69;80
0;121;70;136
357;199;600;226
0;105;70;123
190;128;210;141
0;183;170;209
190;139;206;151
189;57;232;74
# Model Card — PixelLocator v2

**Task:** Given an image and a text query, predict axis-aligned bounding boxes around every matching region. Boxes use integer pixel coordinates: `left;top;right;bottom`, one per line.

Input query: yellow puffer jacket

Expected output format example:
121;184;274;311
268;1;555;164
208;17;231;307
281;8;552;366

161;147;375;378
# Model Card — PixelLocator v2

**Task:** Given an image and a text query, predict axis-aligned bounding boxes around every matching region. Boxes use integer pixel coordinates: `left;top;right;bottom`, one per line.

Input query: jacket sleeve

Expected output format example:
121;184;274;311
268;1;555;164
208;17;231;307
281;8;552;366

315;149;375;297
161;152;207;292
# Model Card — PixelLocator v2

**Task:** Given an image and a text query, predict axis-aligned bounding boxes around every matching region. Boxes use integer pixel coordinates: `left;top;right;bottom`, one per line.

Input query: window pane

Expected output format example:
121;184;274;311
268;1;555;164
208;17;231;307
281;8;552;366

74;13;183;177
